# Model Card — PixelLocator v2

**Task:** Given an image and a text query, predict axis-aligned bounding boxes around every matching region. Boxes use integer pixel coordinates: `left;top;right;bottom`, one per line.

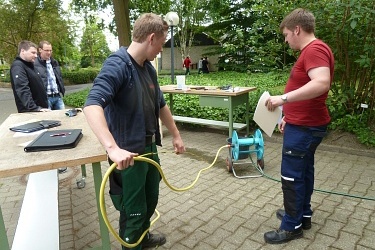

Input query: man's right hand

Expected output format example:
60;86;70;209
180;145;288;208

108;147;139;170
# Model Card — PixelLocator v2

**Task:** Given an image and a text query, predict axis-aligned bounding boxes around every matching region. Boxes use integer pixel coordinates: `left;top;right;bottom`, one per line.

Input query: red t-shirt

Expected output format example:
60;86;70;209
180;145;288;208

283;39;334;126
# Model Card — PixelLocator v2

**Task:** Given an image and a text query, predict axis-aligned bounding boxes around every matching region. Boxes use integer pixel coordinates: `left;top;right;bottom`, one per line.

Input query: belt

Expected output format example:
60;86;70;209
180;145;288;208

47;93;60;97
145;134;155;145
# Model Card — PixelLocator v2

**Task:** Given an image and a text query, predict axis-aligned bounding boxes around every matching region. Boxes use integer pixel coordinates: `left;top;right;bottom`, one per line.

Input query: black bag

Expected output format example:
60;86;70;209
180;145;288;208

24;129;83;152
10;120;61;133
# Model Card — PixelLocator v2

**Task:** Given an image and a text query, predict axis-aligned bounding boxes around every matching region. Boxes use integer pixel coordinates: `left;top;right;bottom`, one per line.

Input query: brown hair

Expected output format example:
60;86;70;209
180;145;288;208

18;40;37;54
38;40;51;49
280;8;315;34
132;13;168;43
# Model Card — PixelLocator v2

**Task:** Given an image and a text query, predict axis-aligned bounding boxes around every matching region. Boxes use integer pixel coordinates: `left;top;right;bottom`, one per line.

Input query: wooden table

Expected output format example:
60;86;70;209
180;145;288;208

160;85;257;136
0;110;110;250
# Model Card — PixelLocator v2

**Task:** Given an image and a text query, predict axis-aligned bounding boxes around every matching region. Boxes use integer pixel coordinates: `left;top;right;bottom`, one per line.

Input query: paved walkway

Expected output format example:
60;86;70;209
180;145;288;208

1;85;375;249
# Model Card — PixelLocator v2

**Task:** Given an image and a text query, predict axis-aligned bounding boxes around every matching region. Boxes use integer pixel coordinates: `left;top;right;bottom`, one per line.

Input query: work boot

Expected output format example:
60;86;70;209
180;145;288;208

264;227;303;244
141;233;166;249
276;209;312;230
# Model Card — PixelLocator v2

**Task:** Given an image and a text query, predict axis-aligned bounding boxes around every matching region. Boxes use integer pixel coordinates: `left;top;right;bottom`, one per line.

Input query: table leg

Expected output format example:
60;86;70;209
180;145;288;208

229;96;233;137
168;93;174;115
81;164;87;179
92;162;111;250
246;95;250;135
0;206;10;250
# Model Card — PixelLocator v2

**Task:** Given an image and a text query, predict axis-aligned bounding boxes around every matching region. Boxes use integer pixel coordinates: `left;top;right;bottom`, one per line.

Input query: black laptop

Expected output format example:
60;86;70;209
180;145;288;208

24;129;83;152
10;120;61;133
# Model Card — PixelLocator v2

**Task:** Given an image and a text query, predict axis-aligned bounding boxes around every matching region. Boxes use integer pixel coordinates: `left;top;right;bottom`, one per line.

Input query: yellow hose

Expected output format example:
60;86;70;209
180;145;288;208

99;145;229;248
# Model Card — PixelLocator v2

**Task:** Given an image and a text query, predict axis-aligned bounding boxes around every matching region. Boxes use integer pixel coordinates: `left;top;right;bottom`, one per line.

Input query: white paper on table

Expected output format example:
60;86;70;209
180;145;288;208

253;91;282;137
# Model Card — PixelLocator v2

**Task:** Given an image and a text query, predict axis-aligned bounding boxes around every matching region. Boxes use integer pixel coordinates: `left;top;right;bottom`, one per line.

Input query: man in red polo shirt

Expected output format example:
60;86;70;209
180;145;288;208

264;8;334;244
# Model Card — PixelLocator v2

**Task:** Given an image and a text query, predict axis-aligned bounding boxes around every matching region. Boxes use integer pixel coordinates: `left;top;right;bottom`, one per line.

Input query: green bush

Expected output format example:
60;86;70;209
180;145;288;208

63;88;90;108
62;68;100;85
326;83;375;147
0;67;10;82
65;71;287;127
159;71;286;127
64;71;375;147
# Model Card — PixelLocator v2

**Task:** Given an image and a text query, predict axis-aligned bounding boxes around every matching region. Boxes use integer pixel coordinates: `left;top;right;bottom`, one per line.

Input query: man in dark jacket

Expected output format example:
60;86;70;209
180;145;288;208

84;13;185;250
34;40;65;110
10;40;49;112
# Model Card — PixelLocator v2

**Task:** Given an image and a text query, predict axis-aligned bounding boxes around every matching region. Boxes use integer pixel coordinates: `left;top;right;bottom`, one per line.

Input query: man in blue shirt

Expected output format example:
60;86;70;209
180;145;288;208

34;41;65;110
34;40;67;173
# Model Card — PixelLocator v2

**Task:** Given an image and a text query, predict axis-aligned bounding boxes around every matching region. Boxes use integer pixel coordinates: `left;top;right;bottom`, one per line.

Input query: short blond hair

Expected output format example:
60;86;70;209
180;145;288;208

132;13;168;43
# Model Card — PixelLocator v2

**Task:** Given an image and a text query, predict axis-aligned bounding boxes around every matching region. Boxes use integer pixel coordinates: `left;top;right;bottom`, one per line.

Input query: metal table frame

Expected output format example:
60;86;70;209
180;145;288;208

160;85;257;136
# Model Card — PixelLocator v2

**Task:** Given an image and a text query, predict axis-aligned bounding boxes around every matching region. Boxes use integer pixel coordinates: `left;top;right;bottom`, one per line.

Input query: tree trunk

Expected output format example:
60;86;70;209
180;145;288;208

90;45;95;67
112;0;131;47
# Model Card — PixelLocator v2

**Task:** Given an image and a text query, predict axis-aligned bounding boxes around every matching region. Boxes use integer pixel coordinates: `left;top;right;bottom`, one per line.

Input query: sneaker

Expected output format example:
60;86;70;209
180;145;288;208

141;233;166;248
58;167;67;174
276;209;312;230
264;228;303;244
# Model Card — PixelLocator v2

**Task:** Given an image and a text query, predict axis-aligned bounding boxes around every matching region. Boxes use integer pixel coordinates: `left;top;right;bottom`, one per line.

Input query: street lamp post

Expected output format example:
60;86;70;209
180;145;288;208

165;12;179;85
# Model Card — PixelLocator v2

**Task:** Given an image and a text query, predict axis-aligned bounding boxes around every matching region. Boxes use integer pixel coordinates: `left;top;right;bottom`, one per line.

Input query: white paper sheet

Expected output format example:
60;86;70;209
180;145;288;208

253;91;282;137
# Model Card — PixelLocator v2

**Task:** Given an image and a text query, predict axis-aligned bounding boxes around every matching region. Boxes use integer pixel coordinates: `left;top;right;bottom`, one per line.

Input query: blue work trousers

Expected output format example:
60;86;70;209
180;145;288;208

280;123;327;231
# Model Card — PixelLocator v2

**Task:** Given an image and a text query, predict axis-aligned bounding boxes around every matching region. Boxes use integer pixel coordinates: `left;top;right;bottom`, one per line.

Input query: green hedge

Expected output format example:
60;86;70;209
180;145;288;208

0;68;10;82
0;67;100;85
158;72;286;128
64;71;375;147
64;71;287;128
62;68;100;85
63;88;90;108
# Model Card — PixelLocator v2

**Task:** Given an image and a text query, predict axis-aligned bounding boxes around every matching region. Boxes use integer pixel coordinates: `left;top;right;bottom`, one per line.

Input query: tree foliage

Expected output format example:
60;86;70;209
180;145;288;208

170;0;207;59
204;0;295;72
0;0;74;64
80;23;111;68
71;0;172;47
69;0;375;126
320;0;375;124
203;0;375;125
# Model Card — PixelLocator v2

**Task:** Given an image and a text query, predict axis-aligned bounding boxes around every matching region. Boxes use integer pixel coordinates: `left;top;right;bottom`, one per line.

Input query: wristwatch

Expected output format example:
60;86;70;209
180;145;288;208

281;94;288;103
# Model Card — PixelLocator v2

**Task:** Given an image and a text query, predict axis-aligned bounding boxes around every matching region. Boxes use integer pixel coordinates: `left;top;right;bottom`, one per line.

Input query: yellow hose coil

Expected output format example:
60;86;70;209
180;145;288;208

99;145;229;248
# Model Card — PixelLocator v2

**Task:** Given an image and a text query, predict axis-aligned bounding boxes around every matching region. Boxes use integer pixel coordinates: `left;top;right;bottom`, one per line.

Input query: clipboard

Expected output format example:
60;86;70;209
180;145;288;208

24;129;83;152
253;91;282;137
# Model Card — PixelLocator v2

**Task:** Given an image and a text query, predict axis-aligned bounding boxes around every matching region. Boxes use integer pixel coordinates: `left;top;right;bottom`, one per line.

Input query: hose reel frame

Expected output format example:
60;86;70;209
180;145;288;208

226;129;265;178
231;129;264;161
